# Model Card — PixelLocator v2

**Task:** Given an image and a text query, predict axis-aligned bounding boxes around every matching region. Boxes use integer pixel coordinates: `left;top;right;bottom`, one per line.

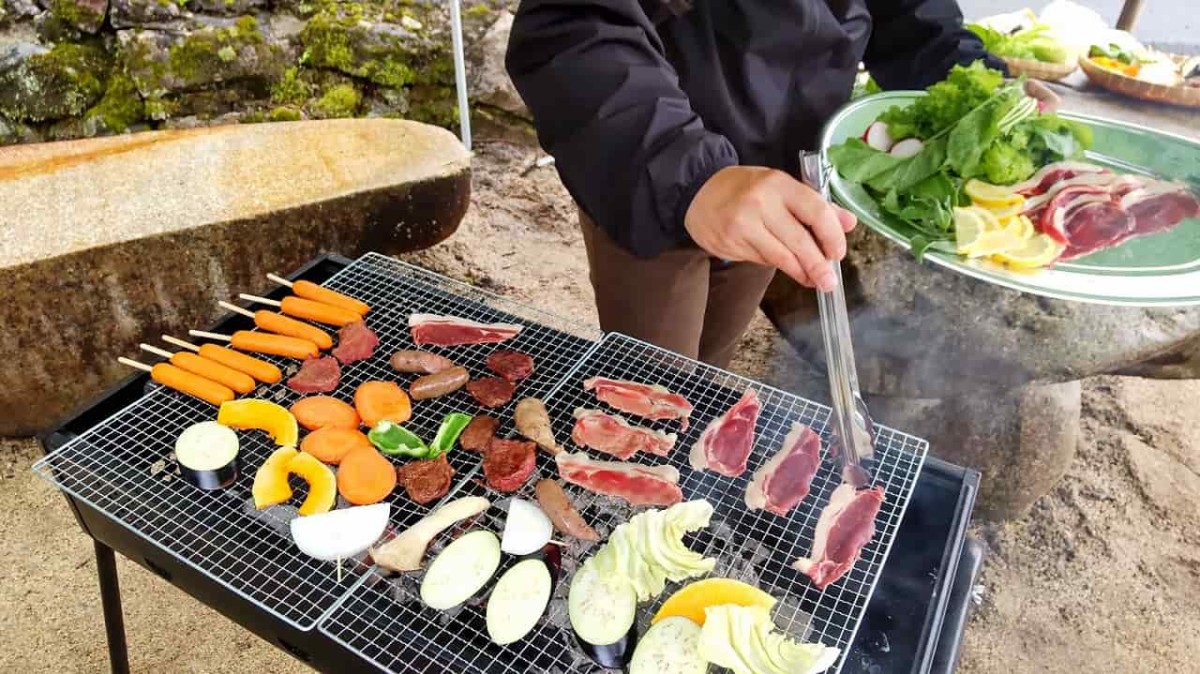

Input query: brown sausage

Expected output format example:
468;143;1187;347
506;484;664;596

292;280;370;317
409;366;470;400
170;352;257;394
389;350;454;375
229;330;320;360
150;363;236;406
280;296;361;327
197;344;282;384
535;479;599;541
254;310;333;350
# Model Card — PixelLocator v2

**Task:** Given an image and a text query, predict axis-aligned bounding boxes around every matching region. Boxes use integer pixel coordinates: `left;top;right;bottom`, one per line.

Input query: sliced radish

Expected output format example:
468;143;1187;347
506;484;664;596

863;121;894;152
889;138;925;158
501;498;554;555
290;503;390;561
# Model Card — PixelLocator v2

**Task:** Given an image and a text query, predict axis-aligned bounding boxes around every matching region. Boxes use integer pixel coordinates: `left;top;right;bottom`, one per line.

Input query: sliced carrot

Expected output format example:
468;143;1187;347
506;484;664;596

337;446;397;505
354;381;412;427
290;396;360;431
301;427;372;465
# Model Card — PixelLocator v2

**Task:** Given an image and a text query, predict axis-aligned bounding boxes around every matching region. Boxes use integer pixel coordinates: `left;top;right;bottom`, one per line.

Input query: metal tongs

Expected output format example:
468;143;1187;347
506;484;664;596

800;151;876;488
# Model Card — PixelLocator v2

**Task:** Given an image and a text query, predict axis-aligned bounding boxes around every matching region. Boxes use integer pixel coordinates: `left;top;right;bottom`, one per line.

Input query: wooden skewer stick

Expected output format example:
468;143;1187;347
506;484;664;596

267;273;294;287
239;293;282;308
218;300;256;319
162;335;201;352
139;343;174;359
190;329;233;342
548;539;568;547
118;356;153;372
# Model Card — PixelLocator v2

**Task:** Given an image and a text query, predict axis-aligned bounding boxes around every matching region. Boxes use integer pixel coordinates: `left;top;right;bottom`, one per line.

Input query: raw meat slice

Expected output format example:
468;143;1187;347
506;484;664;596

1123;183;1199;233
409;314;522;346
1035;184;1111;244
484;439;537;492
286;356;341;393
583;377;694;430
467;377;516;408
1060;202;1135;259
1012;161;1108;196
792;484;885;589
688;389;760;477
332;321;379;364
459;415;499;451
745;422;823;516
571;408;677;460
555;452;683;507
396;454;454;505
486;349;535;382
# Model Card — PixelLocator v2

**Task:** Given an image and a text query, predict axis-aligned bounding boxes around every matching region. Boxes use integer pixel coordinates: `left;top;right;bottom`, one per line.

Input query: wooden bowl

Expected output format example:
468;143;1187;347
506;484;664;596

1003;56;1077;81
1079;56;1200;108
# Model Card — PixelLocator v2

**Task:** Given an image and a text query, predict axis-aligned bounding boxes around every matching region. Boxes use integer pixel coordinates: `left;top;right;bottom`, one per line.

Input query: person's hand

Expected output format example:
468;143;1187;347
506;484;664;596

1024;79;1061;113
684;166;856;291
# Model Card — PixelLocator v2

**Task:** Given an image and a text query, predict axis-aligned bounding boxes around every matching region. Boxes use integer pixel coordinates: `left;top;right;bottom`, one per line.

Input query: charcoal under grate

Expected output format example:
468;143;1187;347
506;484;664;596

31;252;600;631
318;333;928;673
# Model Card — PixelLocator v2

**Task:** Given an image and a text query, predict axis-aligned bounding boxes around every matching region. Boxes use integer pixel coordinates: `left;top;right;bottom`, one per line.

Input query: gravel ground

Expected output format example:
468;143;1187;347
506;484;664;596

2;141;1196;672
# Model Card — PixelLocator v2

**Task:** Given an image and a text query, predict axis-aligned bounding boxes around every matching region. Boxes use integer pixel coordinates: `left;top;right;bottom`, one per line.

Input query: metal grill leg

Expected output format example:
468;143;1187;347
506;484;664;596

94;540;130;674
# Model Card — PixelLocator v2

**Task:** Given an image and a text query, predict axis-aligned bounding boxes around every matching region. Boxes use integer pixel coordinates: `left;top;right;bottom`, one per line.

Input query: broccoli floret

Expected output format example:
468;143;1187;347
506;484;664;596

980;142;1036;185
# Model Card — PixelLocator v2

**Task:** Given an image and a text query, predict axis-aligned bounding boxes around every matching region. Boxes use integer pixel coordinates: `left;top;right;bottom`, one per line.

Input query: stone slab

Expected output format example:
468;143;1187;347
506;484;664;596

0;119;471;435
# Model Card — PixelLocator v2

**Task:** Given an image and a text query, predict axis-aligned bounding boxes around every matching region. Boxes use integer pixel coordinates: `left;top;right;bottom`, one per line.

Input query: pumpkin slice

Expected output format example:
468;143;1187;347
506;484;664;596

287;451;338;516
252;446;299;509
218;399;299;447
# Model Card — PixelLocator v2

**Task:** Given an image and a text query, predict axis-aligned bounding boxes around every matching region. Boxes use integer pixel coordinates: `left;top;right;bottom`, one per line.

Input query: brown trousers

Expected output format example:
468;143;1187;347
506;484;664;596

580;211;776;369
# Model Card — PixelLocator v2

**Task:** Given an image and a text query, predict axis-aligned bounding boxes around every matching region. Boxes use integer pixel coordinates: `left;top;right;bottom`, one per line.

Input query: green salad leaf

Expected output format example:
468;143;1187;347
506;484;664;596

878;61;1004;141
967;23;1071;64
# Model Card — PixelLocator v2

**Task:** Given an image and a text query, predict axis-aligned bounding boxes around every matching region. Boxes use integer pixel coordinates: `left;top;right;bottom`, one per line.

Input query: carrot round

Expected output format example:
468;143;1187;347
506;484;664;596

293;280;370;317
301;427;372;465
336;446;397;504
255;311;334;350
170;352;256;394
290;396;360;431
354;381;412;427
197;344;282;384
229;330;319;359
150;363;235;405
280;296;361;327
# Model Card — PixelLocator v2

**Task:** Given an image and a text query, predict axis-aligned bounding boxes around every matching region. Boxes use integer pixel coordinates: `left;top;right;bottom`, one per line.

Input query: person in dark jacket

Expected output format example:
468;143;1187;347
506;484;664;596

506;0;1008;367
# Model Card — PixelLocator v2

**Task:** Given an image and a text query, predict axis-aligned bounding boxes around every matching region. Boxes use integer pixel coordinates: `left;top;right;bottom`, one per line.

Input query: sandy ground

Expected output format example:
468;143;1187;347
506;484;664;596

2;141;1196;672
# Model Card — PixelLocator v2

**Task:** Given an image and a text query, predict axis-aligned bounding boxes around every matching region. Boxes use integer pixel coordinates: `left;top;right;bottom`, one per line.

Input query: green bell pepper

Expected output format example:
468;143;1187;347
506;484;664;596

427;413;474;459
368;421;429;458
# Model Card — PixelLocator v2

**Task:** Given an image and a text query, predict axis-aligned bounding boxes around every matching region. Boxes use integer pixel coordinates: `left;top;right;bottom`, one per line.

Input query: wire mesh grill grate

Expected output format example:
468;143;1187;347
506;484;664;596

319;333;928;673
31;252;600;631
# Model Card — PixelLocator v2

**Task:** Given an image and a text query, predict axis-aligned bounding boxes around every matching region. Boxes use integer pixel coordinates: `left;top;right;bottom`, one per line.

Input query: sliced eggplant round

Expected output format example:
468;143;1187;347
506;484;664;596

175;421;240;490
486;559;553;645
630;616;706;674
569;560;638;667
420;530;501;611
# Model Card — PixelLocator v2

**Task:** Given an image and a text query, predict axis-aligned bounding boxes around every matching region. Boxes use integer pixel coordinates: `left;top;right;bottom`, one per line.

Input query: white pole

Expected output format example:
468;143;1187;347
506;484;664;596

449;0;472;151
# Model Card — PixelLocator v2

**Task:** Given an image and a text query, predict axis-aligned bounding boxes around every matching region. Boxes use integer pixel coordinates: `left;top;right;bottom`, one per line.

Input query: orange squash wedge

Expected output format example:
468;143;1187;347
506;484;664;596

252;446;299;509
251;446;338;515
218;399;299;447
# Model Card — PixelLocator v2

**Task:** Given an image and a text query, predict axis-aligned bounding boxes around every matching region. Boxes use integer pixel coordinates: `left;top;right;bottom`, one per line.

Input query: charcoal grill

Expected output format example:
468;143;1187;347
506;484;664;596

34;252;984;674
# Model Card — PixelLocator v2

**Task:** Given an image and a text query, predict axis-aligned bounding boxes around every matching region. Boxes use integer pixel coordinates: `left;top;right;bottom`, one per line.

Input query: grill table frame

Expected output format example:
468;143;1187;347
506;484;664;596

35;253;979;674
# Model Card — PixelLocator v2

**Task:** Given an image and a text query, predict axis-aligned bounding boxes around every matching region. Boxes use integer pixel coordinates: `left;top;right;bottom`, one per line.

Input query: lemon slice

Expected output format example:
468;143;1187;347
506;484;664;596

954;206;988;253
652;578;776;627
1004;214;1035;240
983;199;1026;219
954;206;1010;255
965;179;1024;208
991;233;1064;269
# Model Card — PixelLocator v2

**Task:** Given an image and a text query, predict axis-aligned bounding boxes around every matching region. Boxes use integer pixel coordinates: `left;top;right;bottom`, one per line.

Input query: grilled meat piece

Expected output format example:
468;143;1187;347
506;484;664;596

467;376;516;408
483;438;537;492
332;321;379;365
459;415;499;452
486;349;535;382
286;356;341;394
396;454;455;505
409;314;522;346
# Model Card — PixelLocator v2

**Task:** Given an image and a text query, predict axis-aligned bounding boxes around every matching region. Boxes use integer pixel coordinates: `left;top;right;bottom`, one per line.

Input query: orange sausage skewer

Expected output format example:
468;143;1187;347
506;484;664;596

118;357;234;406
189;329;320;360
218;301;334;350
139;343;256;394
239;293;361;327
267;273;370;317
162;335;282;384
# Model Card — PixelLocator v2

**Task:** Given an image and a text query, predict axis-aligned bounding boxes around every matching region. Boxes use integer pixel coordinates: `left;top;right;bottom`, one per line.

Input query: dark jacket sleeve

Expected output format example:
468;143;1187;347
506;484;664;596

505;0;738;258
864;0;1008;90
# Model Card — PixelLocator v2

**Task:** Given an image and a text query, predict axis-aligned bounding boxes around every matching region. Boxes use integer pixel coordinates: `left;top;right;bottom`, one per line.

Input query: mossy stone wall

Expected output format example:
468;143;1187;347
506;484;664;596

0;0;513;144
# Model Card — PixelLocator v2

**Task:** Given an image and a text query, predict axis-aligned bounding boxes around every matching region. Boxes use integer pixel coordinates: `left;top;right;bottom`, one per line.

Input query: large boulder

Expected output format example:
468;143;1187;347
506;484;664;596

467;10;527;119
0;119;471;435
